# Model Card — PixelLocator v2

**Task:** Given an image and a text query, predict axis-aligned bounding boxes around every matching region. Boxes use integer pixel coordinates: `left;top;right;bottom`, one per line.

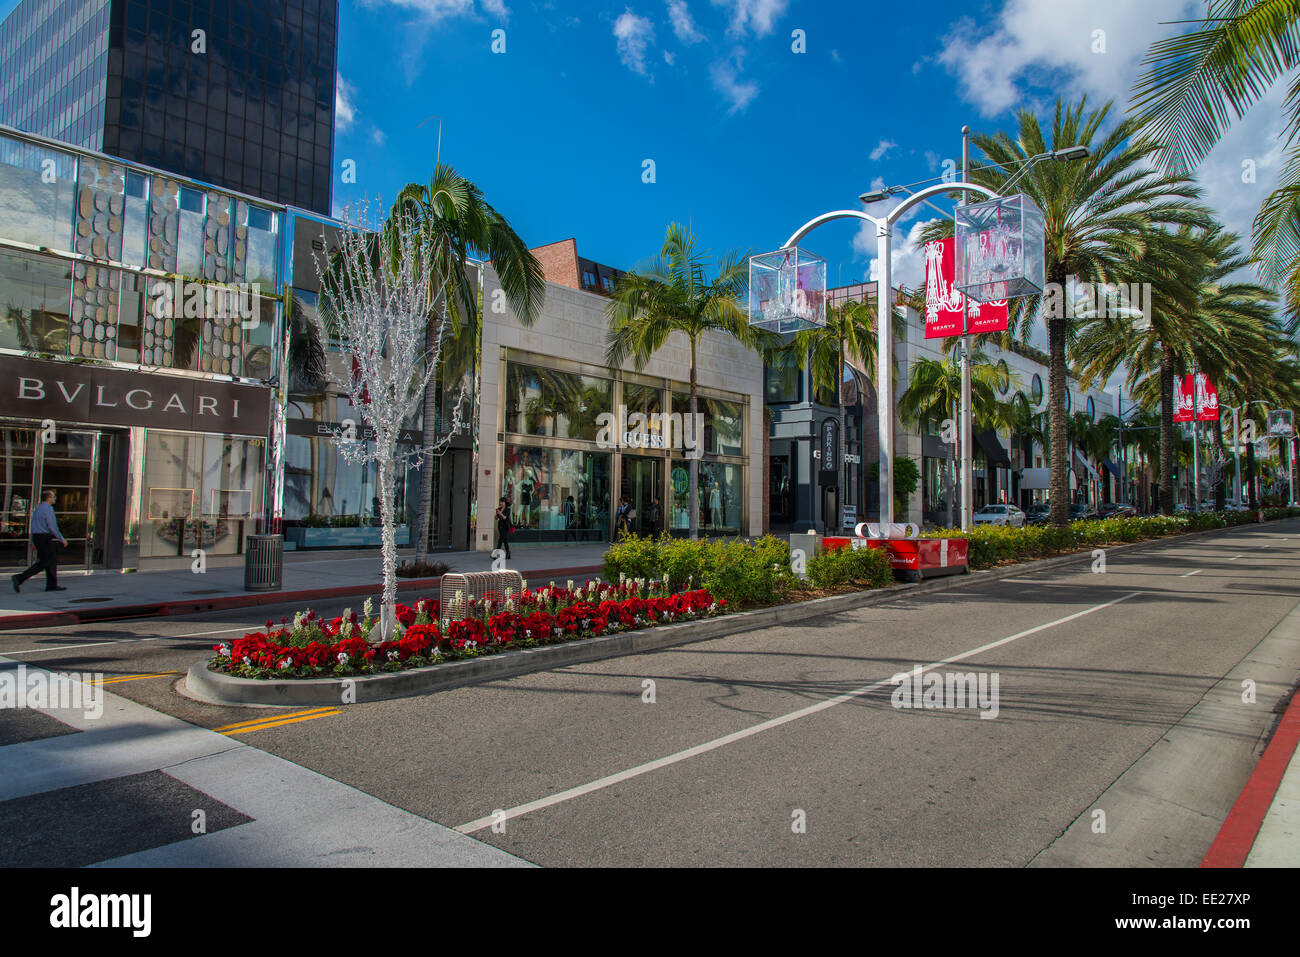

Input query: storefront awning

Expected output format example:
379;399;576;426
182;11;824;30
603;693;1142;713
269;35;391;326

1020;467;1050;490
974;429;1011;468
1073;449;1100;482
1103;460;1123;481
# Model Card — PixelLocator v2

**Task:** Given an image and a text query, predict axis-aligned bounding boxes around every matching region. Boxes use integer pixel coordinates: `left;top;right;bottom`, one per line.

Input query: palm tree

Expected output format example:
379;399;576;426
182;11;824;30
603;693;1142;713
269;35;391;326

1130;2;1300;327
606;223;775;538
790;297;906;520
388;165;546;563
1075;225;1277;513
944;97;1208;525
898;352;1012;524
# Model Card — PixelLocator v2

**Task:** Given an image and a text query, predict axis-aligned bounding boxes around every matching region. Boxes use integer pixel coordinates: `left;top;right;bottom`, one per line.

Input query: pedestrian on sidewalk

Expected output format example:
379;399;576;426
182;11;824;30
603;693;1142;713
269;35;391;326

495;497;513;560
647;496;663;537
13;490;68;592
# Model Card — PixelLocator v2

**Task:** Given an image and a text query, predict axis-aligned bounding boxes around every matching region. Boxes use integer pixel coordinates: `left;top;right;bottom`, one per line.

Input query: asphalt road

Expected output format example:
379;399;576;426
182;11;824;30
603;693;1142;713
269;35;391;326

3;521;1299;867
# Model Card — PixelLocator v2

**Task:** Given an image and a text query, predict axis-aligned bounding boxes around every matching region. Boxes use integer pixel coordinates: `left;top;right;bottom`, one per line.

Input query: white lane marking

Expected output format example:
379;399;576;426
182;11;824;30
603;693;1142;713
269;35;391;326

1180;569;1204;578
1229;554;1243;561
454;591;1145;834
1;623;255;656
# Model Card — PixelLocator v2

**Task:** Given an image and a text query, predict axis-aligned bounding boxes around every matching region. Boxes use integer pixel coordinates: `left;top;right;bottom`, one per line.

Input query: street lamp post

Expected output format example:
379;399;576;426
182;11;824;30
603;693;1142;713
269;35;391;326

783;181;999;526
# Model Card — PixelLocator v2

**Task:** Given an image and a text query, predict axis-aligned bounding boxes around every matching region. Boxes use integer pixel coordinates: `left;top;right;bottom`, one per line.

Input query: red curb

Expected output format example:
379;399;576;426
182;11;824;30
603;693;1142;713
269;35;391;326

1201;686;1300;868
0;564;604;631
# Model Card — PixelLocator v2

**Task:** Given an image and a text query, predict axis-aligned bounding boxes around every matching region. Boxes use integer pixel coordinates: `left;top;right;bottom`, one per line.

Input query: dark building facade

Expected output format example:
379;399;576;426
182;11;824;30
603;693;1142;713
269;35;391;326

0;0;337;214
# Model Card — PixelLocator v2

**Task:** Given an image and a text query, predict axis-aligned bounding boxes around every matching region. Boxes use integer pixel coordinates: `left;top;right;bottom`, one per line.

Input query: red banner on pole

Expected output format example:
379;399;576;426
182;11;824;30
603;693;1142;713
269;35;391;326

1174;375;1194;422
1175;373;1220;422
923;237;1007;338
1195;373;1219;421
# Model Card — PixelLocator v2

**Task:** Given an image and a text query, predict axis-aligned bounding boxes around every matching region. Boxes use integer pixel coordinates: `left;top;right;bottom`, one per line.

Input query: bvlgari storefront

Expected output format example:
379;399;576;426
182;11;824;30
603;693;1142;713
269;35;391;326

0;355;271;571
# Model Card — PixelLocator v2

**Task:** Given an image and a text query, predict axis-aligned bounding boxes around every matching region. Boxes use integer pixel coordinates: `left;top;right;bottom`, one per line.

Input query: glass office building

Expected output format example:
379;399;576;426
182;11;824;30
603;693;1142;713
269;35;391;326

0;0;337;214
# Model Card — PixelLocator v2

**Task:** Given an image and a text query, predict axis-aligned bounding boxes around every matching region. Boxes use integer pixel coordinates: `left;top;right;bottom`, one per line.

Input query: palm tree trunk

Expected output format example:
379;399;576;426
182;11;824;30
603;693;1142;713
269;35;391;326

414;317;438;564
838;336;846;532
1159;346;1175;515
1246;440;1257;509
1047;286;1070;527
689;336;699;540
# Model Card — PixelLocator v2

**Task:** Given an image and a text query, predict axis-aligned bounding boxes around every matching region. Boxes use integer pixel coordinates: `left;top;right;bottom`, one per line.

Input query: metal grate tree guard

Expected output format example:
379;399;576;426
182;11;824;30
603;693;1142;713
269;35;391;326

439;570;525;628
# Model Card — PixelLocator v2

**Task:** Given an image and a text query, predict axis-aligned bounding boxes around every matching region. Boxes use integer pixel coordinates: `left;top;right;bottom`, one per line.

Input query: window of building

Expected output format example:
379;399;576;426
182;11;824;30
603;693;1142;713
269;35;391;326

765;352;800;403
504;362;612;441
0;249;71;354
501;444;610;542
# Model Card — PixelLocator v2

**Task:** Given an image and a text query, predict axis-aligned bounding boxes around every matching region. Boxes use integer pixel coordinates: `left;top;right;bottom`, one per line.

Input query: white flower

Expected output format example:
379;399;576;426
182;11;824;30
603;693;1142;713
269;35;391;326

504;587;514;600
567;580;574;591
337;652;349;664
521;579;528;592
388;650;400;661
279;659;291;670
465;640;478;650
242;656;252;665
218;644;231;656
293;612;304;629
363;597;373;619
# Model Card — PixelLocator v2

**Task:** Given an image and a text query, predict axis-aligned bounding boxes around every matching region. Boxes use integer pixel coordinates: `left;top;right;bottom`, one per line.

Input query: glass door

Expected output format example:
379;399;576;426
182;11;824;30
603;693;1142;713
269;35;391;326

621;455;663;536
37;430;96;570
0;427;37;571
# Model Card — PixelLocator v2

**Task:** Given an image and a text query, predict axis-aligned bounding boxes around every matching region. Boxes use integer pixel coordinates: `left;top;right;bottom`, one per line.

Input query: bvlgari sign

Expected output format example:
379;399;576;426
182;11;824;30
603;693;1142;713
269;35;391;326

0;356;272;435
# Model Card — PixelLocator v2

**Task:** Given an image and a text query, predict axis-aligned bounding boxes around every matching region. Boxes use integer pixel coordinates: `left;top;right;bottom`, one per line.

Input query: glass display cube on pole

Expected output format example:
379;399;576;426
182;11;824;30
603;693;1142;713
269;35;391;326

749;246;827;334
954;193;1046;303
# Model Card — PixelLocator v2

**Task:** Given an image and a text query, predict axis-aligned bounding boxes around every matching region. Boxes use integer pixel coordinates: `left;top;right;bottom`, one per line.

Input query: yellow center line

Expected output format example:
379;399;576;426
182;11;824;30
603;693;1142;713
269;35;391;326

98;672;181;685
212;707;340;732
221;710;340;735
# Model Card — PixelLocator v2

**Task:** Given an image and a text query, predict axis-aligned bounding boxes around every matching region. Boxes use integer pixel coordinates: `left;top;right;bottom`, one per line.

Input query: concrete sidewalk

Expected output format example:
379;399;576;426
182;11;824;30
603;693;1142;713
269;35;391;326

0;542;609;628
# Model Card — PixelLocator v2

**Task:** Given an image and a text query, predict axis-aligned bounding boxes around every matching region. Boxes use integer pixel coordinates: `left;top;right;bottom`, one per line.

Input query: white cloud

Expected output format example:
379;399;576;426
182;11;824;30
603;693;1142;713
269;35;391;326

614;9;656;77
935;0;1198;116
711;0;788;37
924;150;940;171
856;218;940;292
869;139;897;162
335;74;356;132
711;55;759;114
357;0;509;22
664;50;676;65
370;127;387;147
667;0;704;43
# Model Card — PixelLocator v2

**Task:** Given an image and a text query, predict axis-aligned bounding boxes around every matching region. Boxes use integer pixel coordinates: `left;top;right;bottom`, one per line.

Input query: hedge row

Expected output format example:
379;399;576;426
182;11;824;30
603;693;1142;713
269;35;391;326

924;508;1300;569
602;533;894;606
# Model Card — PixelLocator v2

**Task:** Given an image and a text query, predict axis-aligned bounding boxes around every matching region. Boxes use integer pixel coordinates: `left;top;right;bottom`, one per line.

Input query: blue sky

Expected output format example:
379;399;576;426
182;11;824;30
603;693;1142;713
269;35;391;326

326;0;1287;300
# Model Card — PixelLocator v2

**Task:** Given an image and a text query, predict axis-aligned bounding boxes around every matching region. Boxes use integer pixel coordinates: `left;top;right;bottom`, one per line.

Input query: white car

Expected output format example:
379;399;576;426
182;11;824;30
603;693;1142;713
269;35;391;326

972;504;1026;527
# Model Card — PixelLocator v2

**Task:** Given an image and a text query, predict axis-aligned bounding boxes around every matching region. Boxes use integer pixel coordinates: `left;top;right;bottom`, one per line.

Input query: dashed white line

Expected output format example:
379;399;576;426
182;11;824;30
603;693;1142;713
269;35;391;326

454;590;1145;834
1180;569;1204;578
0;623;256;656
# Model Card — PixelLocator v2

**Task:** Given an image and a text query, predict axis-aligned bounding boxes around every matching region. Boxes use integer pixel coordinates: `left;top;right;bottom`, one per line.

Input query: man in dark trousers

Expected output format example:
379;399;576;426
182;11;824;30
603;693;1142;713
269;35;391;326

647;496;663;537
14;490;68;592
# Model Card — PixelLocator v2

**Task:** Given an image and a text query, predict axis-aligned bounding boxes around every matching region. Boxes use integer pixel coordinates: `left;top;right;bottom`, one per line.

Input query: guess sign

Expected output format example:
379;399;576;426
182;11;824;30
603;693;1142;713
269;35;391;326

0;356;272;435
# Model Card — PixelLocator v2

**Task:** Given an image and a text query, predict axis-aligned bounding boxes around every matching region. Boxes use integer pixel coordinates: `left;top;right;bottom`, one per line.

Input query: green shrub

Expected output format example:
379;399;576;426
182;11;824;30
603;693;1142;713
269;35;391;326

604;533;795;607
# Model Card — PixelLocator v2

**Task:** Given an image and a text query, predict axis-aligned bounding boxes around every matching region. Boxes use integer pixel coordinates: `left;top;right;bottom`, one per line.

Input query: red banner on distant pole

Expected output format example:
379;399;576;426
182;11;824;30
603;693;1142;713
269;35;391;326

923;237;1007;338
1174;373;1219;422
1195;373;1219;421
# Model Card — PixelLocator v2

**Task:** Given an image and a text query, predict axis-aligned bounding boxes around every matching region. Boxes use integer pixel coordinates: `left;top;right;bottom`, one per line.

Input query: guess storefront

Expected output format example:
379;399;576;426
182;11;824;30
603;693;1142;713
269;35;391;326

0;355;272;571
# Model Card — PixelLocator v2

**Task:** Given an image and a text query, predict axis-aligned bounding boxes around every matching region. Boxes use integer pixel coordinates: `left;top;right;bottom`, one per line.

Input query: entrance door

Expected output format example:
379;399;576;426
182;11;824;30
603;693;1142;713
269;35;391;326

770;455;791;527
0;427;38;571
621;456;663;536
37;429;96;570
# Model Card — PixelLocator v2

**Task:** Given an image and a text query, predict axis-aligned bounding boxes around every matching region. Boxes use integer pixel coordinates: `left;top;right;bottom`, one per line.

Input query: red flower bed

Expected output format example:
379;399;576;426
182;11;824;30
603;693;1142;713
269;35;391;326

210;583;724;680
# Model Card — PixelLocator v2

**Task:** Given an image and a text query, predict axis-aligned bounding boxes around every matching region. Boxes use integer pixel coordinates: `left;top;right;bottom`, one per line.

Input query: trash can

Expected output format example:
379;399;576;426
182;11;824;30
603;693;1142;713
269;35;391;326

244;534;284;592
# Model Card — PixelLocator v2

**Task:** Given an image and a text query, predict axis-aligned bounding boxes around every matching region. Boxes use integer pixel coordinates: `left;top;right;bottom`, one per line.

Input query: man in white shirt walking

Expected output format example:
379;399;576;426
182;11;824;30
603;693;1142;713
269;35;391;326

13;490;68;592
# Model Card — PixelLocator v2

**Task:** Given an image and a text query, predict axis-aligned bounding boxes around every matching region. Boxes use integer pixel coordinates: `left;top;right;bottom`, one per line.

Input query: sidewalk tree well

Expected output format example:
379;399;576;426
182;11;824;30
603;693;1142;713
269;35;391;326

309;201;464;642
389;166;546;563
605;223;779;539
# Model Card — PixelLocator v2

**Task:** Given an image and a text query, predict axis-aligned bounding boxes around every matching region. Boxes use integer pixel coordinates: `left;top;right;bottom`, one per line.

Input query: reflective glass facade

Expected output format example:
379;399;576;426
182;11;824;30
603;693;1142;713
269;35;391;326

0;0;110;150
0;0;337;214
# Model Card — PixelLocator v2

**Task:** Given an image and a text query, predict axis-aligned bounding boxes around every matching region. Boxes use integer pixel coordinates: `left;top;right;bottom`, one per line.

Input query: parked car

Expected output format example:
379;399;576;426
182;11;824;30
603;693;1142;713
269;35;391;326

972;504;1026;528
1097;503;1137;519
1069;503;1098;521
1025;503;1051;525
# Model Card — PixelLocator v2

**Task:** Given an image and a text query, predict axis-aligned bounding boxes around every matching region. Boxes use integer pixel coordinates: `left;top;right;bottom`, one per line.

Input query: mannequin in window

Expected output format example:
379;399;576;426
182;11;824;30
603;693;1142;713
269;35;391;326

709;480;723;529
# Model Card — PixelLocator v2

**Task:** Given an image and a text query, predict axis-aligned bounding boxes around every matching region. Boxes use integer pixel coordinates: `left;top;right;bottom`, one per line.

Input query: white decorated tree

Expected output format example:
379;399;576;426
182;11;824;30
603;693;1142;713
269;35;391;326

310;201;467;642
